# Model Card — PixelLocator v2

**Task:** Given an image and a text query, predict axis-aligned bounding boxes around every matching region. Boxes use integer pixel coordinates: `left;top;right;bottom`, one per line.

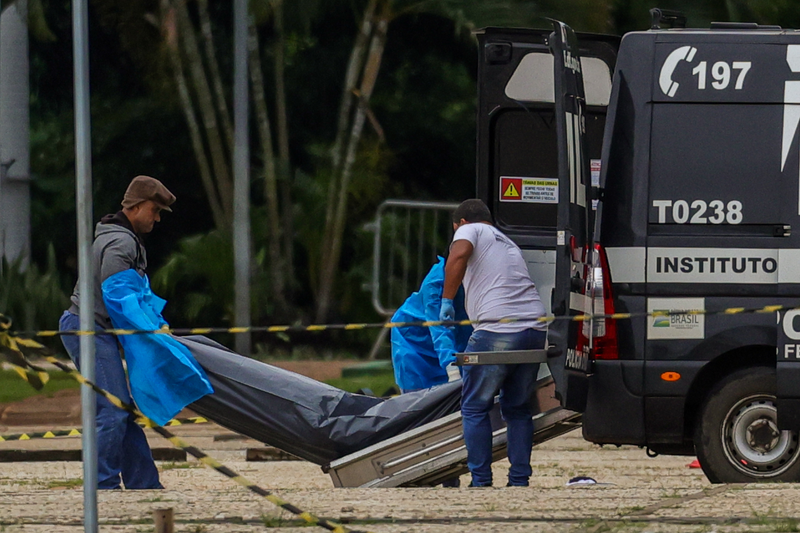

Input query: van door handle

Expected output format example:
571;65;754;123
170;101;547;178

775;225;792;237
547;346;562;358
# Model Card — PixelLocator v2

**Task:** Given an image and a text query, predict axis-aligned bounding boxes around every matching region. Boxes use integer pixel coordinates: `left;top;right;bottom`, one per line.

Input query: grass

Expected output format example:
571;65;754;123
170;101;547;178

0;367;80;404
261;512;287;528
0;362;400;405
324;372;398;396
775;519;800;532
160;462;201;471
45;478;83;489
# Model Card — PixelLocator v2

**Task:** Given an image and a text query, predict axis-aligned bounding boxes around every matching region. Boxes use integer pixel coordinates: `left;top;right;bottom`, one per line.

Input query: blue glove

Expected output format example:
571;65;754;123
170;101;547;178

439;298;455;325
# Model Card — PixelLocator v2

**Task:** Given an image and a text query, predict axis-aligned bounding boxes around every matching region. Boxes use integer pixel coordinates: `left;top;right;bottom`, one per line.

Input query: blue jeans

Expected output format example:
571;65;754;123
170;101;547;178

59;311;162;490
461;328;546;487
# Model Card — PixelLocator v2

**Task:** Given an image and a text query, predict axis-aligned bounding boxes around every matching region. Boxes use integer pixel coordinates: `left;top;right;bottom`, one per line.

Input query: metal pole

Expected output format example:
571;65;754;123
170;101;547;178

233;0;251;355
72;0;97;530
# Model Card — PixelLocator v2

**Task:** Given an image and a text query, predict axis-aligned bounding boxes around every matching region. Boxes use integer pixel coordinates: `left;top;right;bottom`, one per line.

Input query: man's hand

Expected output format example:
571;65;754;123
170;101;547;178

439;298;455;324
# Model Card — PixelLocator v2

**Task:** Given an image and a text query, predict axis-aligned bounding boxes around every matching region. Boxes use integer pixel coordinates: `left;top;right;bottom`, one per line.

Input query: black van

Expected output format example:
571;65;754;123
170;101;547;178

576;19;800;483
478;17;800;483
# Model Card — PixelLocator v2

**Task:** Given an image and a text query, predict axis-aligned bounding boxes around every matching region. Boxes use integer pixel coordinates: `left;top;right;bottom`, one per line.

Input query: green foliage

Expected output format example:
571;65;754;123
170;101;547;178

150;230;237;327
150;210;277;329
726;0;800;27
611;0;800;33
0;244;69;337
30;0;800;349
295;140;393;316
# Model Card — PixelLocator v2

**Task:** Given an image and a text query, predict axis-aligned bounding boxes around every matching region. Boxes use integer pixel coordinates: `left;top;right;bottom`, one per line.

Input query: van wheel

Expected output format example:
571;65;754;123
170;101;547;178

694;367;800;483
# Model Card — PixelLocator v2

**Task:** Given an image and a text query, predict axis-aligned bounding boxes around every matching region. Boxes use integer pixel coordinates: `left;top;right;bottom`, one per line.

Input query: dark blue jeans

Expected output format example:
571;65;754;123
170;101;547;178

461;328;547;487
59;311;162;490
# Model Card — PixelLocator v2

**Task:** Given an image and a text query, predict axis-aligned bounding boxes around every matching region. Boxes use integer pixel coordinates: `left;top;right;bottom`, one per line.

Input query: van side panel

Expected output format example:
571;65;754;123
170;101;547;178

590;29;800;448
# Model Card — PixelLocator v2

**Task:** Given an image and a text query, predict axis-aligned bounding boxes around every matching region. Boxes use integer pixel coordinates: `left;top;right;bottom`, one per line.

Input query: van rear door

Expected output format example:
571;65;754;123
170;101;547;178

474;24;616;410
547;21;594;411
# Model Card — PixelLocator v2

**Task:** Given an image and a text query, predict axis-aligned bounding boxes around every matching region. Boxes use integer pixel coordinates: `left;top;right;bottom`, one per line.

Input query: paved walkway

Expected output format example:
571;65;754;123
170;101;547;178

2;427;798;533
6;361;799;532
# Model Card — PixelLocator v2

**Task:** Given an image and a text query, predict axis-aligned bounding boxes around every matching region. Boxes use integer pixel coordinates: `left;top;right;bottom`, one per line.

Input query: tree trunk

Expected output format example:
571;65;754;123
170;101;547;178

330;0;377;173
247;14;287;313
273;0;295;294
160;0;225;230
197;0;233;152
318;0;377;288
315;4;389;323
175;0;233;225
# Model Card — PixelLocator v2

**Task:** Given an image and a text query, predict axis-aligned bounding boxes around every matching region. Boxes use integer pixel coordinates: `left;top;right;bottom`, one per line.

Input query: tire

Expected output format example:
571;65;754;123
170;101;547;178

694;366;800;483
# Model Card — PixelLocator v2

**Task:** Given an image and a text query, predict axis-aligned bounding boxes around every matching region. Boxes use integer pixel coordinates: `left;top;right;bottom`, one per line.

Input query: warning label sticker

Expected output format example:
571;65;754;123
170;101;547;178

499;177;559;203
591;159;601;210
590;159;601;187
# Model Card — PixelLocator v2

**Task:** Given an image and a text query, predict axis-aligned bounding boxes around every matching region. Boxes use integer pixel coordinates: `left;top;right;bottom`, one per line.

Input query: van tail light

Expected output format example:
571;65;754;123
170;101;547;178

578;243;619;361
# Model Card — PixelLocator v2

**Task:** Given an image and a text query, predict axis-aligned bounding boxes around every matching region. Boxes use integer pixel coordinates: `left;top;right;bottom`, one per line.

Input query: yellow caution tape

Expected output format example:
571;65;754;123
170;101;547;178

0;417;209;443
0;329;369;533
0;315;50;390
5;303;799;340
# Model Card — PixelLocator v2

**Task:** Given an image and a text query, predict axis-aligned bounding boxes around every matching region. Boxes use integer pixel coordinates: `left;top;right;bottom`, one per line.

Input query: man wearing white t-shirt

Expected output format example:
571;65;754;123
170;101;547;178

440;199;547;487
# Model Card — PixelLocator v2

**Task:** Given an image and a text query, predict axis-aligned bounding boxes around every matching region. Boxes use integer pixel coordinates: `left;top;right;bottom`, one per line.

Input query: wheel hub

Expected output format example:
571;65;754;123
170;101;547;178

746;418;780;453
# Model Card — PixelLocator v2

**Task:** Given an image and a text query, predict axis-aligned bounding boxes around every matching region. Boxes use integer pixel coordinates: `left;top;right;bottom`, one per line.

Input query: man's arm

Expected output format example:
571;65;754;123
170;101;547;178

443;240;473;299
99;236;138;282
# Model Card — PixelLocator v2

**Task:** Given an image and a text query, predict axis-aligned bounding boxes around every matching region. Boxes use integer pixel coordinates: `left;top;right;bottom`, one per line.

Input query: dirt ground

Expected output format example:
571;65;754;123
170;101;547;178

3;421;800;533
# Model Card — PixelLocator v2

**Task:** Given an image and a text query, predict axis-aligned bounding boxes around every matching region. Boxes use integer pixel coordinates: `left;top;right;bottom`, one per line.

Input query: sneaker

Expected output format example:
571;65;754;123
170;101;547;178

468;482;492;487
506;482;529;487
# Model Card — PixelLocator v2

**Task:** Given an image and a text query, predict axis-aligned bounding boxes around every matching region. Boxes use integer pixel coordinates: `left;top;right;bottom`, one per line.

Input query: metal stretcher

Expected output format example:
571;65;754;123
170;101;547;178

183;338;580;487
325;350;581;488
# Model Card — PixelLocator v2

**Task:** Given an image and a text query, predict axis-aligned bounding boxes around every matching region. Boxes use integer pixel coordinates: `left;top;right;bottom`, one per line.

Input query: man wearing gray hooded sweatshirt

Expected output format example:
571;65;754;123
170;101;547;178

59;175;175;490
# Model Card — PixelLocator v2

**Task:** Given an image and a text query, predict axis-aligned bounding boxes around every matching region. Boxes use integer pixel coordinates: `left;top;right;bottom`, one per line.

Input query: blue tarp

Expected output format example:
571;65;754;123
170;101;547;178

391;257;472;391
102;269;213;425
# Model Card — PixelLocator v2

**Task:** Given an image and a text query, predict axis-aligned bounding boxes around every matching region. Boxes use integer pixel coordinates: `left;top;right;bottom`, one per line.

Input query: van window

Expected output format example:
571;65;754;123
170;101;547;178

493;50;612;232
648;103;785;229
505;54;613;106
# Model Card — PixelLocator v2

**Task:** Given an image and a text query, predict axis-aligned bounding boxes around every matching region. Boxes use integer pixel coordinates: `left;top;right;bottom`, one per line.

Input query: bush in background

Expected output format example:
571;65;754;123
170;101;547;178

0;244;69;351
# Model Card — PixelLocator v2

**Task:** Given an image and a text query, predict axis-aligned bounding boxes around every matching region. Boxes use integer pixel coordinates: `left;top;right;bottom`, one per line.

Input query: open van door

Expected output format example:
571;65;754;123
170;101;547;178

546;21;594;411
474;23;616;410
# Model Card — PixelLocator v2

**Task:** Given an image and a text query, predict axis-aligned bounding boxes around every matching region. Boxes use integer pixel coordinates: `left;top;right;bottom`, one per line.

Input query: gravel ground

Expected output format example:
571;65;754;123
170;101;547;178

2;423;800;533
